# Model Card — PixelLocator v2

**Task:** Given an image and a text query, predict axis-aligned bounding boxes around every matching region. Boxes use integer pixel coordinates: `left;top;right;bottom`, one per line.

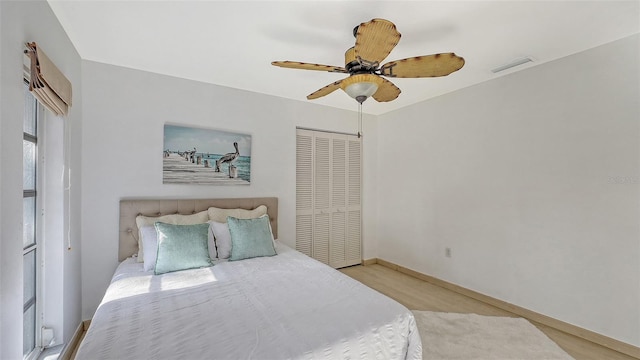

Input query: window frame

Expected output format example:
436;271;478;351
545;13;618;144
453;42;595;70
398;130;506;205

23;79;44;360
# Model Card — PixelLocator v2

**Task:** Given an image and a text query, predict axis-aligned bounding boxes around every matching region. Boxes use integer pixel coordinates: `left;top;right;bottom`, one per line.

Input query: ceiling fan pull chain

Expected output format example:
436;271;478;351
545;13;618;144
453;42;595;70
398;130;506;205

358;103;363;138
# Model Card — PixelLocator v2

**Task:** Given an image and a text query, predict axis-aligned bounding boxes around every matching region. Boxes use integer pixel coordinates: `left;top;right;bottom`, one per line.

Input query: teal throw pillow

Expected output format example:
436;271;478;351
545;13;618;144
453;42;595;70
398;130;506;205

228;216;276;261
154;222;212;275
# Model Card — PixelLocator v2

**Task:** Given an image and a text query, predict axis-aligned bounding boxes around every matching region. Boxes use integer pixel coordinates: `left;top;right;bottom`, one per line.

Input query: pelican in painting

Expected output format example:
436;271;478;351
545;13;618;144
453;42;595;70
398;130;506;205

215;142;239;176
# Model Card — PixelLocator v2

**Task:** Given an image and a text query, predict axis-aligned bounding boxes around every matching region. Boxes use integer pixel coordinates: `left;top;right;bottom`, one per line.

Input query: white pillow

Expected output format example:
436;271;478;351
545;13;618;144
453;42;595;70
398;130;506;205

141;223;217;271
140;226;159;271
207;205;267;223
206;221;217;259
210;221;232;259
210;214;275;259
135;210;209;262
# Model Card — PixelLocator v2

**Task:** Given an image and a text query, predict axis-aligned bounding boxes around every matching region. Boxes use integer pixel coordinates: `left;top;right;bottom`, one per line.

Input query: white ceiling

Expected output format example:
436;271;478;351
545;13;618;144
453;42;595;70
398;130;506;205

47;0;640;115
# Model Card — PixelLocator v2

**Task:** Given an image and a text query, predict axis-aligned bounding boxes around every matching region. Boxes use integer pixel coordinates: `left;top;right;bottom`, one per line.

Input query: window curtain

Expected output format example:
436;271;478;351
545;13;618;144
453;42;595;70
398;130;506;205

24;42;72;116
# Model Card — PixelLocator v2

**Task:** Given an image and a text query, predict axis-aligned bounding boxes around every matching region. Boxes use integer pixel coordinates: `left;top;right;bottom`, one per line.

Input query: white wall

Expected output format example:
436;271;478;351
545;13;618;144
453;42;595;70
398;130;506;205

0;1;83;358
80;61;377;318
376;34;640;346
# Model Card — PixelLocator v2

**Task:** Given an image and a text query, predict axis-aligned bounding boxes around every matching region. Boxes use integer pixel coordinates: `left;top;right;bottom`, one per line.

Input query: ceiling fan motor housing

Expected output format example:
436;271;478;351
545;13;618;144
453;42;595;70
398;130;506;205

344;47;378;75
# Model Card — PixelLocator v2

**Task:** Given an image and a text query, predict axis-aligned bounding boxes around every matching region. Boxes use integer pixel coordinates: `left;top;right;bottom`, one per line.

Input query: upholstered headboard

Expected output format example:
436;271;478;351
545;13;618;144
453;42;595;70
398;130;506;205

119;197;278;262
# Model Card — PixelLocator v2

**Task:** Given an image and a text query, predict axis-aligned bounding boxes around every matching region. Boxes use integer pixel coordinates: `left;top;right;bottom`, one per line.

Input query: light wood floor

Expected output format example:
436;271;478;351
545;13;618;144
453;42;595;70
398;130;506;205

340;263;638;360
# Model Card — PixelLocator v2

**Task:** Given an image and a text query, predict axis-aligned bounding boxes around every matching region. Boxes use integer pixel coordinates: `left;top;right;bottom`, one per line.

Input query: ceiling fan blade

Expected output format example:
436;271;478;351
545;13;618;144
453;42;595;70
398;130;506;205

307;79;344;100
372;78;401;102
272;61;347;73
354;18;401;64
380;53;465;78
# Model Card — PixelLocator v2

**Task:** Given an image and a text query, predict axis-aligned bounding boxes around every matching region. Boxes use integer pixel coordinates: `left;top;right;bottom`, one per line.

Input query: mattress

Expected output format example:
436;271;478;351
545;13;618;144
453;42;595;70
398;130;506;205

75;242;422;359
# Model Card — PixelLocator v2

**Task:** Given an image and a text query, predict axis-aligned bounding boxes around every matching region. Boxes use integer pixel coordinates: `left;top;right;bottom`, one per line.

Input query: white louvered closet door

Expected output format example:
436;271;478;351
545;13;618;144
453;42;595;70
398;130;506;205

330;136;347;268
314;134;331;265
295;131;313;258
296;129;362;268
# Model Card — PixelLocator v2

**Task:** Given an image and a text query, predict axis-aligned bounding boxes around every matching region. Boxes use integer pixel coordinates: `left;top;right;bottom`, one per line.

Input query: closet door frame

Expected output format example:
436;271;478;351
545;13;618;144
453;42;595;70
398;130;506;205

296;128;362;268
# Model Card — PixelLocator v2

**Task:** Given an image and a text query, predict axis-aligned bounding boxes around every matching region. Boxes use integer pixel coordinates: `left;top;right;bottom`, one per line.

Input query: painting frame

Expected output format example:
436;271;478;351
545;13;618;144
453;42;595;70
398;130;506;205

163;124;251;185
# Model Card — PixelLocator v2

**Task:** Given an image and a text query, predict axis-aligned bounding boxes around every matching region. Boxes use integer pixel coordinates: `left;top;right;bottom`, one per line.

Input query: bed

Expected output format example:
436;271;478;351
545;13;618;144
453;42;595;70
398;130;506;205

75;197;422;360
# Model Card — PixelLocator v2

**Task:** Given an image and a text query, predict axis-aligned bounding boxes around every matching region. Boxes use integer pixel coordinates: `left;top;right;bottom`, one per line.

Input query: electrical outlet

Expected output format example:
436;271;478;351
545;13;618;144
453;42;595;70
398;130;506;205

445;247;452;258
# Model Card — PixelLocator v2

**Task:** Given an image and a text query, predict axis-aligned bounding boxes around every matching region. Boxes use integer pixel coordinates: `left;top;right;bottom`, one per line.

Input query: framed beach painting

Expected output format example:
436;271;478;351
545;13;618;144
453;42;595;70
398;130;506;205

163;124;251;185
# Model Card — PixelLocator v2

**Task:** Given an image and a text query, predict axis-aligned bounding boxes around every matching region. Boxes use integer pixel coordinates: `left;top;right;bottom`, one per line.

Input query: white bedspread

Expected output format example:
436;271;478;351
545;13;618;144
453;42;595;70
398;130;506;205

76;242;422;360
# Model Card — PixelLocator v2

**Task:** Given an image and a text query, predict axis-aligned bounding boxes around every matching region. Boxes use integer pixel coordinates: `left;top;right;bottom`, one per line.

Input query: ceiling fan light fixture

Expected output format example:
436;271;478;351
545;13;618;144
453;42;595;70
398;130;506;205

344;81;379;102
341;74;383;104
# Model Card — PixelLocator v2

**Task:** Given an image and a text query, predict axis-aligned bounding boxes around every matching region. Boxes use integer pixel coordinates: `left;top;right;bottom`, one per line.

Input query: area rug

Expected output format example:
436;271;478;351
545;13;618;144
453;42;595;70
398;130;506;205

412;310;575;360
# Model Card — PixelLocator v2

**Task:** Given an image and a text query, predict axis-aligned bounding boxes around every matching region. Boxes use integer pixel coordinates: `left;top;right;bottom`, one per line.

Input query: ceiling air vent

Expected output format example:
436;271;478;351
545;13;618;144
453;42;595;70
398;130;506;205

491;57;534;73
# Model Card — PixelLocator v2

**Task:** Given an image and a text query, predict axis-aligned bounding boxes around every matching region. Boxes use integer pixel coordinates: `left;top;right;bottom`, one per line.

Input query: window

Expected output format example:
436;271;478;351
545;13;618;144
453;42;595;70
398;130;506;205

23;81;41;359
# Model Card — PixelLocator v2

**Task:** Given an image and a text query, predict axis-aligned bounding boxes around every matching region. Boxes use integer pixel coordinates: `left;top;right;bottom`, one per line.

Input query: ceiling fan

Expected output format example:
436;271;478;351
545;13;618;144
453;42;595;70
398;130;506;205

272;18;465;104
